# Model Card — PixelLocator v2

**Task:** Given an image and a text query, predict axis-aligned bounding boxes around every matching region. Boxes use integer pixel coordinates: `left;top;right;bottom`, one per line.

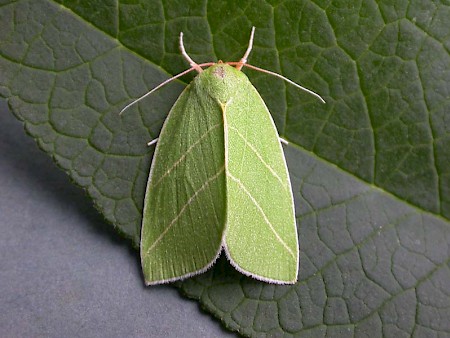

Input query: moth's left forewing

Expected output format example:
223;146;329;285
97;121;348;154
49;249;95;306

222;68;299;284
140;75;227;285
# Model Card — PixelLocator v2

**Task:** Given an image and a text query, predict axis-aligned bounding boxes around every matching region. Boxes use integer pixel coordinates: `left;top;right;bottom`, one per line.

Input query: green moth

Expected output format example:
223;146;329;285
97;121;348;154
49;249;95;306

122;28;324;285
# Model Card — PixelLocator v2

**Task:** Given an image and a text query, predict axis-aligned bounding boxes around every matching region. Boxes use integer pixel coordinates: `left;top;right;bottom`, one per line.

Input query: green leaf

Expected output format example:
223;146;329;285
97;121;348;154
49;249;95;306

1;0;449;336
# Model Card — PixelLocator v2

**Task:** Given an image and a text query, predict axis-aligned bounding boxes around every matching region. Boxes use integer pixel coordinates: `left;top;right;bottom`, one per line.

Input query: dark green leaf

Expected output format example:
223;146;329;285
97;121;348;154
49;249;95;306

1;0;449;336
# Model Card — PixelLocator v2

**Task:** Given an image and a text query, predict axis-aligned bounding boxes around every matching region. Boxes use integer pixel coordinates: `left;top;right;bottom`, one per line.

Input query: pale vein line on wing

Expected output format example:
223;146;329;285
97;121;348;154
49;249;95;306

152;122;222;188
227;173;295;259
145;166;225;255
229;126;285;188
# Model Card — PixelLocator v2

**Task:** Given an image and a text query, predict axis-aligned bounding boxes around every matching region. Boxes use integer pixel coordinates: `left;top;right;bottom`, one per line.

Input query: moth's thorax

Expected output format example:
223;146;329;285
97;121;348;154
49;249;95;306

195;64;248;102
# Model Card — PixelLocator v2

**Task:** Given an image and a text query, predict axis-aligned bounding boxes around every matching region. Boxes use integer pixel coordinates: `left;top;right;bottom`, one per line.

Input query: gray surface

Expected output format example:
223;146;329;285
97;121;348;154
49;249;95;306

0;99;234;338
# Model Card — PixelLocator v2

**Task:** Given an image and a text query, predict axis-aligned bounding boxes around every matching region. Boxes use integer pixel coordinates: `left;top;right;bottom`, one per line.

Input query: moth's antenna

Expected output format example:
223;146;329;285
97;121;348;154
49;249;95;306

230;26;325;104
119;62;214;115
180;32;203;73
242;63;326;104
236;26;255;71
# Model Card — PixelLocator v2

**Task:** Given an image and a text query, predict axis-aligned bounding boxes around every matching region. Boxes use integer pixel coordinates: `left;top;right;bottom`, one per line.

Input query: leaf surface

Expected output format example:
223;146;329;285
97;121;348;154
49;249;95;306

1;0;449;336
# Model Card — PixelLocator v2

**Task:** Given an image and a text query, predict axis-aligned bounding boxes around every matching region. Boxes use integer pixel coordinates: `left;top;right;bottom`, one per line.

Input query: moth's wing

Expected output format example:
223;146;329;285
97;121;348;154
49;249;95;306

224;78;298;284
140;77;226;285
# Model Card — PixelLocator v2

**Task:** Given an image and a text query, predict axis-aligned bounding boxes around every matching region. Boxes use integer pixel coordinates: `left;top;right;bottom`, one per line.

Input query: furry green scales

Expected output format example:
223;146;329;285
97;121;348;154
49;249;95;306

121;28;325;285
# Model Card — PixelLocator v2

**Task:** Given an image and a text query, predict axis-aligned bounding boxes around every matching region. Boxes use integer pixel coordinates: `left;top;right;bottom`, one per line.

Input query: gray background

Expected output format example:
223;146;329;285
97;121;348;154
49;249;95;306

0;99;234;337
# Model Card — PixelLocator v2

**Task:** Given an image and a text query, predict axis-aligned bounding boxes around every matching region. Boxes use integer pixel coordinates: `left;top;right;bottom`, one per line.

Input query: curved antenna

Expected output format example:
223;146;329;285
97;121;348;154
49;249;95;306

236;26;255;71
233;63;326;104
179;32;203;73
230;27;325;103
119;62;215;115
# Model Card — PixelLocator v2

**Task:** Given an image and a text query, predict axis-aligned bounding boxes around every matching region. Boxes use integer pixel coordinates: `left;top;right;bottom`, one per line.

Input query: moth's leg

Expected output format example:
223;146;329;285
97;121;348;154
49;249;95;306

179;32;203;73
235;27;255;71
279;137;289;145
147;138;159;147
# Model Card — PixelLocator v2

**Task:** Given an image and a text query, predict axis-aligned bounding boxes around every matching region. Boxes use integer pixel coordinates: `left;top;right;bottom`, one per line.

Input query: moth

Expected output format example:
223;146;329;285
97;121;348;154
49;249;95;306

121;28;324;285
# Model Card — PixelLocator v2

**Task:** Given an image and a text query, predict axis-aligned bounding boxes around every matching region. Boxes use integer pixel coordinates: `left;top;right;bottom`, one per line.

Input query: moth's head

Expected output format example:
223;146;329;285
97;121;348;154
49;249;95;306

208;63;245;81
212;64;226;79
198;64;247;102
